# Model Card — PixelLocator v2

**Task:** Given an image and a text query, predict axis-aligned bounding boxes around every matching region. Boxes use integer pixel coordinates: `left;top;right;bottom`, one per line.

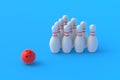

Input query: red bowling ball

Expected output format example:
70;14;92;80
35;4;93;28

21;49;36;64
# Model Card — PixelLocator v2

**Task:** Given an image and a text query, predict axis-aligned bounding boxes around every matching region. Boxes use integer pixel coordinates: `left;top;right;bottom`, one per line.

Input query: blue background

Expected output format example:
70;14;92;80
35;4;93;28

0;0;120;80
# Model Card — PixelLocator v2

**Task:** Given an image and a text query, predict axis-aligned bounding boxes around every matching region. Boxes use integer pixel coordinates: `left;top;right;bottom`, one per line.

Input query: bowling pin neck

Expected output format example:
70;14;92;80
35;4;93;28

64;22;67;26
64;32;70;37
77;32;82;36
58;28;60;33
70;28;72;33
52;32;58;36
60;25;64;30
73;24;76;29
90;32;95;36
82;28;86;33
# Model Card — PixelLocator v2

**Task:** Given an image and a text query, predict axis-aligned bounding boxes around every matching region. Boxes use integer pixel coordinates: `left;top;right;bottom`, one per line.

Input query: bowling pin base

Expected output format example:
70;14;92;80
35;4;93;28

88;49;97;53
62;48;72;53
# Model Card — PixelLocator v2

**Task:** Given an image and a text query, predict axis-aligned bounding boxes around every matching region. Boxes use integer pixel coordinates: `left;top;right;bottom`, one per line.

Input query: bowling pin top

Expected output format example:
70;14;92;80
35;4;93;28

67;22;72;28
52;25;58;33
54;21;61;33
54;21;60;27
58;18;64;26
90;24;96;36
80;21;86;29
62;15;68;23
67;21;72;32
77;25;82;32
90;24;96;32
71;18;76;23
80;21;86;27
64;25;70;32
80;21;87;33
71;18;76;29
76;25;83;36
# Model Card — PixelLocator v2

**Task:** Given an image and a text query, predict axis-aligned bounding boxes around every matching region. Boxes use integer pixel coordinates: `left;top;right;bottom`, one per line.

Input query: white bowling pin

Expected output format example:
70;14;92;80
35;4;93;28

80;21;88;48
88;24;98;52
62;15;68;26
49;25;60;53
62;25;72;53
71;18;77;46
74;25;85;53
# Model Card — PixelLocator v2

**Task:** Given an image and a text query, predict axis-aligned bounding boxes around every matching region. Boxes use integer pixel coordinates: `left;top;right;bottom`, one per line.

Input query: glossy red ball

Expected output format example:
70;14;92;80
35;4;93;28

21;49;36;64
